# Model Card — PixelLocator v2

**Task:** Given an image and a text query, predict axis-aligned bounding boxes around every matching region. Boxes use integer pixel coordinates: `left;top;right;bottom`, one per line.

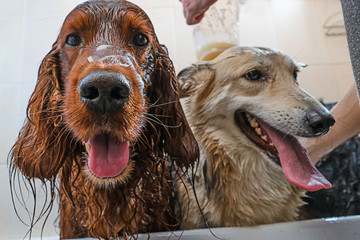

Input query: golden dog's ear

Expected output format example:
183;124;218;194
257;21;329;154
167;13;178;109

297;62;308;68
177;63;214;98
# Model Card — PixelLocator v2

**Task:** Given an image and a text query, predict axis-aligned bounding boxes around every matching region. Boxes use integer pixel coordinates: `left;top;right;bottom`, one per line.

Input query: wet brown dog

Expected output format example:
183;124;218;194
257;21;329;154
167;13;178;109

10;1;198;239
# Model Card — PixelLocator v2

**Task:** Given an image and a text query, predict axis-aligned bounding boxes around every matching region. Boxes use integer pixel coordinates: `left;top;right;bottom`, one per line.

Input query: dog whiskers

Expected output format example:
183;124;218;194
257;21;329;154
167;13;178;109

148;99;180;108
143;115;182;129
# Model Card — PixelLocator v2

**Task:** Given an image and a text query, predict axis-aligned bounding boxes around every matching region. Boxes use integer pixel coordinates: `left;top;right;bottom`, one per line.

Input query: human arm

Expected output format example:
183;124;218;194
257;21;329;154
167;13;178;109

302;84;360;164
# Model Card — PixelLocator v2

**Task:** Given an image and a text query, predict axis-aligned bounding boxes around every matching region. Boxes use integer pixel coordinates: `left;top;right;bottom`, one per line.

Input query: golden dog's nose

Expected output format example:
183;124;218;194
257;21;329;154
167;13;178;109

306;110;335;136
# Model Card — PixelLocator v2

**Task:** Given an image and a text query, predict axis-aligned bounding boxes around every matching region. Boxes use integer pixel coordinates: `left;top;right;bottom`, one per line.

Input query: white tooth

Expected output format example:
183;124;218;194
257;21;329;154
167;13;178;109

261;135;268;142
255;127;262;135
85;143;90;154
250;118;259;128
269;143;275;147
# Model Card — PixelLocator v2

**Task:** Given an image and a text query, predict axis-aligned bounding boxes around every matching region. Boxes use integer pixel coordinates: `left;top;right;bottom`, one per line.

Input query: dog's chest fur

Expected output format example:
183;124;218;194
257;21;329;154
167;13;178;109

178;108;305;229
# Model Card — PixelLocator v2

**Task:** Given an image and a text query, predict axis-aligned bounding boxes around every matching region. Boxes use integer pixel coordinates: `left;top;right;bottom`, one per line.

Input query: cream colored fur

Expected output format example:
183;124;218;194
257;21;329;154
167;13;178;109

177;47;330;229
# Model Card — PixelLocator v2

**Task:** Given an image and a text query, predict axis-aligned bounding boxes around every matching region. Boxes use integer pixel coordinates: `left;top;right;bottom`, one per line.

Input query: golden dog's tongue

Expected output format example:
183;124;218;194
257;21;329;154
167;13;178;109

87;134;129;178
260;122;332;191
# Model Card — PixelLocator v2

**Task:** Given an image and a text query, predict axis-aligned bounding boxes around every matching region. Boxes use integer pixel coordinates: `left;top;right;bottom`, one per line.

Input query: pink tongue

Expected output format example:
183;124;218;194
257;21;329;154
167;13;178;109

260;122;332;191
87;134;129;178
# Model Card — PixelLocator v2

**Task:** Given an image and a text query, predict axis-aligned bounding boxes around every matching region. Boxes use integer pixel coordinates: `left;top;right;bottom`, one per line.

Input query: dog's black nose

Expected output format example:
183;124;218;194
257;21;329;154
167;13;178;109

78;71;131;114
306;110;335;136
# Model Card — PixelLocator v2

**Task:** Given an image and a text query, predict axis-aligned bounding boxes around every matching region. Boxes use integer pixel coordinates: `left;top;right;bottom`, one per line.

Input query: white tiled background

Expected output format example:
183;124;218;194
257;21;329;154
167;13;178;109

0;0;353;239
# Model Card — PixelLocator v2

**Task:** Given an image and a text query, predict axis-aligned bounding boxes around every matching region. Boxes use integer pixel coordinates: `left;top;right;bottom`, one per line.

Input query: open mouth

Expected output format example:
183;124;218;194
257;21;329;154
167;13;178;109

234;110;332;192
83;133;130;178
234;111;280;165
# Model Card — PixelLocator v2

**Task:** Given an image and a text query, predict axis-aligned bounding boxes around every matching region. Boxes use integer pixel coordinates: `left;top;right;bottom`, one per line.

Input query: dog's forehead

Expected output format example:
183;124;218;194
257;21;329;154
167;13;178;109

245;48;296;69
213;47;299;76
62;1;154;35
217;47;298;71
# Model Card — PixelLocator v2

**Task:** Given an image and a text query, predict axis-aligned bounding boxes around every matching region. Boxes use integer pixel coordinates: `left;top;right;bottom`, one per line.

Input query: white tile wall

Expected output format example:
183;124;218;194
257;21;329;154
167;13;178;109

145;8;179;64
172;4;197;71
239;0;278;48
333;63;356;96
0;17;25;84
0;0;352;239
0;0;26;18
298;64;342;102
271;0;333;65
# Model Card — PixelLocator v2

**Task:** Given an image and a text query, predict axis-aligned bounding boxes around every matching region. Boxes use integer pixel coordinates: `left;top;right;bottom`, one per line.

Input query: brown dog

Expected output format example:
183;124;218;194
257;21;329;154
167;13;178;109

9;1;198;239
177;46;334;229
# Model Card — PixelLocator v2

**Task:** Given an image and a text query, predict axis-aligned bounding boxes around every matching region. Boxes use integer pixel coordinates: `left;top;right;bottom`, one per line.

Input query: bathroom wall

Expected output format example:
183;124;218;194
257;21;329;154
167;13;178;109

0;0;352;239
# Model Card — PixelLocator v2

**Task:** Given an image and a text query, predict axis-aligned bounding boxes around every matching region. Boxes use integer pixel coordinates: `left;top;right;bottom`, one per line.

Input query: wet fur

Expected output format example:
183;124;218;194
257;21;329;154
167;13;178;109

9;1;198;239
177;47;330;228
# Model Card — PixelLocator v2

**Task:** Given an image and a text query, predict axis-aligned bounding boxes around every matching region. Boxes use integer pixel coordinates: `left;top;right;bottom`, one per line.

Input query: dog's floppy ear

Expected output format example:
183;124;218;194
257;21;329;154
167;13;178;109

10;41;76;180
143;43;199;168
177;63;214;98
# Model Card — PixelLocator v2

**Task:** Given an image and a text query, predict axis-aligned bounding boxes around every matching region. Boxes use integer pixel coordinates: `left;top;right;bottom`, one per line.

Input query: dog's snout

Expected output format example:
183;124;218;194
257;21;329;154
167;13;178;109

78;71;131;114
306;110;335;136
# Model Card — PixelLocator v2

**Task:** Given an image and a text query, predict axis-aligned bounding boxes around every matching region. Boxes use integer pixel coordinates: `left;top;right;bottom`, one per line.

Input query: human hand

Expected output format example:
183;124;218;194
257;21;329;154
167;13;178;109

180;0;217;25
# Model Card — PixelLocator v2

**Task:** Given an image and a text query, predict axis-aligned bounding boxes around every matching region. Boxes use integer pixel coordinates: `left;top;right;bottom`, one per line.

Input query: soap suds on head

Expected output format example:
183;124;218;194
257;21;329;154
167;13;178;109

135;73;145;93
97;55;131;68
96;45;111;51
87;49;137;69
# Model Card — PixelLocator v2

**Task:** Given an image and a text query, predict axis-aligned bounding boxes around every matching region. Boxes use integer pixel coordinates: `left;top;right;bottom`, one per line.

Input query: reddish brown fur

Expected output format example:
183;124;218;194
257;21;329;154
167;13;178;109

9;1;198;239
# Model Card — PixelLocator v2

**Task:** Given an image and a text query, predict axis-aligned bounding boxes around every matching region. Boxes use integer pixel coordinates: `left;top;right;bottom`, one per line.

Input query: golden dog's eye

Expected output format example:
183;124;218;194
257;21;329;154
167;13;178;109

244;70;263;81
66;34;82;47
133;33;149;47
293;70;298;79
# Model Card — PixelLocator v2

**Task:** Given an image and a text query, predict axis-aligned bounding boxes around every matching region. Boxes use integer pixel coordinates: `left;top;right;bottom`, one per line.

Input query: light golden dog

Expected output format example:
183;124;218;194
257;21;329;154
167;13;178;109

177;46;335;229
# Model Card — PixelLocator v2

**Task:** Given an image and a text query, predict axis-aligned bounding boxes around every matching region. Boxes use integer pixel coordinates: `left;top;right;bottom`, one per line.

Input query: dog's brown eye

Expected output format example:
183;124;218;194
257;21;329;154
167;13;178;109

293;70;298;79
133;33;149;47
244;70;263;81
66;34;82;47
